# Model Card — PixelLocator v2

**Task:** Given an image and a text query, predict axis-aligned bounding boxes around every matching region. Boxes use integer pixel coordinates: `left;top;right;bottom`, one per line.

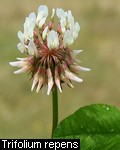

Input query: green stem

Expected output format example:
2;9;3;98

51;85;58;138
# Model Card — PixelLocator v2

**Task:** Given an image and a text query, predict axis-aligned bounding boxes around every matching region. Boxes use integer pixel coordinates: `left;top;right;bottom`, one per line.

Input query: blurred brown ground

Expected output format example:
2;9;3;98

0;0;120;138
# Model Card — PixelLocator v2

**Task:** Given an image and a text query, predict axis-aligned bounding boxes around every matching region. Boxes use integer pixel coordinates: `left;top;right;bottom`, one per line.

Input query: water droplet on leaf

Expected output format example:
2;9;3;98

111;129;114;132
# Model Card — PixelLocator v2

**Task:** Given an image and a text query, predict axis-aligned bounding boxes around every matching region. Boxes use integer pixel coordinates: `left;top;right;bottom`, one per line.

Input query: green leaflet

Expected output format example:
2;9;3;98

53;104;120;150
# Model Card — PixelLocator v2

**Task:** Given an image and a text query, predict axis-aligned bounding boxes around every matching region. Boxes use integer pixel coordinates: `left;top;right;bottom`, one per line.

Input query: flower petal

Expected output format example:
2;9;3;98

60;16;66;34
36;5;48;28
14;66;28;74
9;61;27;68
36;77;44;93
37;5;48;19
56;8;67;19
67;10;74;30
31;73;39;91
17;57;28;61
74;22;80;32
51;8;55;19
77;66;91;71
17;43;26;53
47;68;54;95
55;67;62;92
60;74;74;88
70;65;91;73
18;31;24;43
72;22;80;40
65;70;83;82
24;12;36;39
63;30;74;47
47;30;59;50
42;26;48;40
72;50;83;57
28;40;38;56
38;18;46;28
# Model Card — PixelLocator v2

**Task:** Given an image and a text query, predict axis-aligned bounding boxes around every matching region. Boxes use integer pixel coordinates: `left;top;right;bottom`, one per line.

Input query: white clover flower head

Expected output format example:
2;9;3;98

9;5;90;95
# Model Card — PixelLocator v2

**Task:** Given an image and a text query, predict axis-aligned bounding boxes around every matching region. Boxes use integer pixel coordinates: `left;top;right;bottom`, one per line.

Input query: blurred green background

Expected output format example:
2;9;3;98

0;0;120;138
